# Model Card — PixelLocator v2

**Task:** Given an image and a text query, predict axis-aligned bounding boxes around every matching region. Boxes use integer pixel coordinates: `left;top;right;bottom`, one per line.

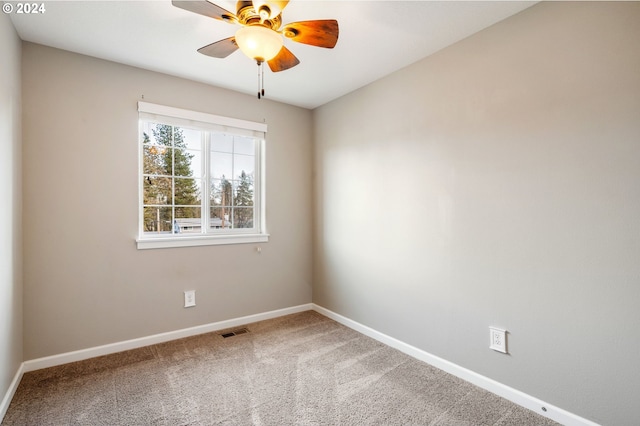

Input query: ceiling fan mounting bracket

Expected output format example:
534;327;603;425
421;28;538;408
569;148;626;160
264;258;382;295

236;2;281;30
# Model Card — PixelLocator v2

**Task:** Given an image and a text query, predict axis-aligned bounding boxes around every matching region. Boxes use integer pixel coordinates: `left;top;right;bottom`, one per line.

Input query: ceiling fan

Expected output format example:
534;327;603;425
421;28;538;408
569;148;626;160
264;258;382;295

172;0;339;98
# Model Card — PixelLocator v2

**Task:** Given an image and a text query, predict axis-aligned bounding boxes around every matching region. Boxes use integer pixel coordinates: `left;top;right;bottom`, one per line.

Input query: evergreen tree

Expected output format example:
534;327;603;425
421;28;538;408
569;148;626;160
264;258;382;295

142;132;172;232
142;124;200;233
234;170;254;228
215;176;233;228
151;125;199;209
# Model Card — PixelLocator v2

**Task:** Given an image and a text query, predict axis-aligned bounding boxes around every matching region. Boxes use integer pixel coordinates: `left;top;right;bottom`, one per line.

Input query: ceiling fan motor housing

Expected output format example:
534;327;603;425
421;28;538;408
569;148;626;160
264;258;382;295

236;1;282;30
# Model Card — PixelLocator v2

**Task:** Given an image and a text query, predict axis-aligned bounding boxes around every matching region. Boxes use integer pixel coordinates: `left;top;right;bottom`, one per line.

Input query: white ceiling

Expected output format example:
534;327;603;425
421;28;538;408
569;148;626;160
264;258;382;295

9;0;536;109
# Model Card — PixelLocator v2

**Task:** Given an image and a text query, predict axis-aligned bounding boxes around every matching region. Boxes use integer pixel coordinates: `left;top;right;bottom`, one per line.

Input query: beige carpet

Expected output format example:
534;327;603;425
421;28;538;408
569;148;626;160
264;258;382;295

3;311;558;425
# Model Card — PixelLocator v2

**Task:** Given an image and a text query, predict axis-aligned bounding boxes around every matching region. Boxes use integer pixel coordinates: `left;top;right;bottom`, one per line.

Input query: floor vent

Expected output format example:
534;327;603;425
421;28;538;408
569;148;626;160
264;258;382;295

220;328;250;338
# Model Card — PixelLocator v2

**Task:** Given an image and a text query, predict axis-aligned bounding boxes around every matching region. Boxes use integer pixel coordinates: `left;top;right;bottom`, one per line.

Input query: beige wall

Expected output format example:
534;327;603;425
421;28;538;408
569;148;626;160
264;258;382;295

313;2;640;425
11;2;640;424
0;11;23;411
22;43;313;360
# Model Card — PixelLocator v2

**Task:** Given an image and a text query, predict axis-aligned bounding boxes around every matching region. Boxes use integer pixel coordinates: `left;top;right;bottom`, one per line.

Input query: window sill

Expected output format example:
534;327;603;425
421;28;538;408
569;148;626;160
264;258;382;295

136;233;269;250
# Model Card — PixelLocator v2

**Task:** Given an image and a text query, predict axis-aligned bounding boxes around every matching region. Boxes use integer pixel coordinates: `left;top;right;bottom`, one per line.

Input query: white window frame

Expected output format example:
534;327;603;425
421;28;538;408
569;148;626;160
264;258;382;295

136;102;268;249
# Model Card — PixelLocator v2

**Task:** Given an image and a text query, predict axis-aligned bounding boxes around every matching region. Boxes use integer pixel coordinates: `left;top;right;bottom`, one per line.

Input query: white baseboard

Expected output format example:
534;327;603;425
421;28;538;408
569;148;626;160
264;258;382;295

2;304;311;423
312;304;600;426
0;363;24;423
6;303;598;426
23;303;313;373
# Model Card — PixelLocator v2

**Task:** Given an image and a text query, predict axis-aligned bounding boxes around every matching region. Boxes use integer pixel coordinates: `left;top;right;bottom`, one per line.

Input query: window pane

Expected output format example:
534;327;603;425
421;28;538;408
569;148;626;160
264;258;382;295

211;178;233;207
143;206;173;234
143;145;169;175
174;178;201;206
180;128;202;151
174;207;202;234
176;128;202;178
190;150;203;178
211;133;233;153
210;207;232;229
234;175;253;207
141;122;160;145
234;207;254;229
234;136;255;155
143;176;172;205
234;154;254;178
149;124;175;147
174;148;201;178
210;152;233;180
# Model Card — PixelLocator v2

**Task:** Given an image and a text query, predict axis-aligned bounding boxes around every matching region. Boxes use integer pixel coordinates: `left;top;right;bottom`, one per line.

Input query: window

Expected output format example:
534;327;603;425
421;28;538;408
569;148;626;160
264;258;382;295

137;102;268;249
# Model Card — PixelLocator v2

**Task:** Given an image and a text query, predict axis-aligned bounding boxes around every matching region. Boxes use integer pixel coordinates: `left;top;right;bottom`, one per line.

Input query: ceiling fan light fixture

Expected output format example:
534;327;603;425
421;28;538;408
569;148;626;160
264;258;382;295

235;25;283;62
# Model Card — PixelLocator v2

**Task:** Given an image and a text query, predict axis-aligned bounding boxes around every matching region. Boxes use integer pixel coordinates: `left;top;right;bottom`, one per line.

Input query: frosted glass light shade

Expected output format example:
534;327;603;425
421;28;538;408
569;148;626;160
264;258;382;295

235;25;283;62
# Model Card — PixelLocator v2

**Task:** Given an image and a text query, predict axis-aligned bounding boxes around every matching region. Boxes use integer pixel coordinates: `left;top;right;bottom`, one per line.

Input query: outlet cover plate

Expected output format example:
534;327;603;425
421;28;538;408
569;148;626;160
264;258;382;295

489;327;507;353
184;290;196;308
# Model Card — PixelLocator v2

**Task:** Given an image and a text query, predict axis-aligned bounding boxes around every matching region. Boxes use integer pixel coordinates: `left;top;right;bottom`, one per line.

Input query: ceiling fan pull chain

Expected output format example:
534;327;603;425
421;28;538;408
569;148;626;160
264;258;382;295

261;62;265;98
257;61;262;99
257;60;266;99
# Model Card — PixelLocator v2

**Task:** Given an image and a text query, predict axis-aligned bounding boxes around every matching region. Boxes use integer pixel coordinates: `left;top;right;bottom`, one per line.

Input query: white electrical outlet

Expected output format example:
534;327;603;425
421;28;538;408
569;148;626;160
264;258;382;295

489;327;507;353
184;290;196;308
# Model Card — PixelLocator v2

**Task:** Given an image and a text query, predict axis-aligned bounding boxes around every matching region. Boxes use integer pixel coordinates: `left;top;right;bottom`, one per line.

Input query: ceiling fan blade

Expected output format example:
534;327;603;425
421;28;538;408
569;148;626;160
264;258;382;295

282;20;339;48
197;37;239;58
171;0;237;23
267;46;300;72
